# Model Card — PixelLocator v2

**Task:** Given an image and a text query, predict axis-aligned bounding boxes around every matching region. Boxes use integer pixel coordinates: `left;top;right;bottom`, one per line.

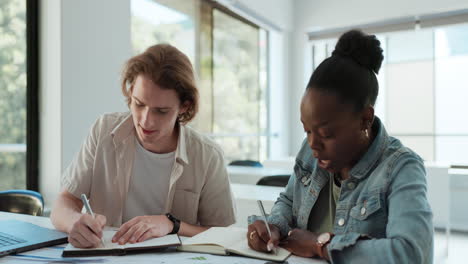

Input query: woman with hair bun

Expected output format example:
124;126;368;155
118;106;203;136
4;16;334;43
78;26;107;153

247;30;433;263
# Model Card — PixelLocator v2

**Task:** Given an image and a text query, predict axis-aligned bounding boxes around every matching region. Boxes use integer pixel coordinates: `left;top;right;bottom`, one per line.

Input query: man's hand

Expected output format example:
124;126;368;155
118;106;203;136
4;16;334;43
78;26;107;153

68;213;106;248
112;215;173;244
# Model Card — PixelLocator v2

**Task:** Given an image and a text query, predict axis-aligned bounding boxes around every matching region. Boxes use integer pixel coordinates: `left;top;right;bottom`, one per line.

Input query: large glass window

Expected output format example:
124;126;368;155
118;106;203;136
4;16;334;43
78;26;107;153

211;9;267;161
385;29;435;161
0;0;28;190
131;0;268;162
131;0;196;61
310;23;468;163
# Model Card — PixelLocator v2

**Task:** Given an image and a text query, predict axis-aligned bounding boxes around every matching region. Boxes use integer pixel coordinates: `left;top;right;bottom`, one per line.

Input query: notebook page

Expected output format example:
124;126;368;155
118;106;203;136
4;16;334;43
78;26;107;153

228;239;290;262
123;234;180;249
64;230;123;251
181;227;247;248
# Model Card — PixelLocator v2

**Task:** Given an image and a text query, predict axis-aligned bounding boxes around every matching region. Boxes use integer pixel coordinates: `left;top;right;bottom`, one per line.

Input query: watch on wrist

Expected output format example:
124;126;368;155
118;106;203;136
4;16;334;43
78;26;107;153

316;232;334;259
165;213;181;234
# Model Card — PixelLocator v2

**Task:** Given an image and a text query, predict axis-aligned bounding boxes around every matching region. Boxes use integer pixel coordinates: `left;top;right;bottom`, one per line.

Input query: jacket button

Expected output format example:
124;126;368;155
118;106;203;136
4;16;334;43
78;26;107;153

361;207;366;215
347;182;356;190
338;218;345;226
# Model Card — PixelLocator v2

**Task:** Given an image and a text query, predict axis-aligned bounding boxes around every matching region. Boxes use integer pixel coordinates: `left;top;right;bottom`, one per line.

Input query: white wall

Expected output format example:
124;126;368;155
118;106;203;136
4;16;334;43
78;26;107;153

235;0;293;31
268;31;291;159
288;0;468;154
61;0;131;168
40;0;62;207
295;0;468;31
40;0;131;206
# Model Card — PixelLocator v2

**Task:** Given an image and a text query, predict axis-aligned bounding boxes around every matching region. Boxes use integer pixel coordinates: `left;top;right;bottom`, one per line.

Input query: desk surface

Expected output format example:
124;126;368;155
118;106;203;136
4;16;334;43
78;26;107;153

0;212;325;264
231;183;284;201
449;168;468;175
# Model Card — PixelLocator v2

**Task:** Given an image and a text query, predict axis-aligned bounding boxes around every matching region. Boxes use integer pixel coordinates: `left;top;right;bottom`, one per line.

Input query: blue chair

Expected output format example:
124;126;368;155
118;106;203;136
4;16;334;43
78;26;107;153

256;175;290;187
229;160;263;167
0;190;44;216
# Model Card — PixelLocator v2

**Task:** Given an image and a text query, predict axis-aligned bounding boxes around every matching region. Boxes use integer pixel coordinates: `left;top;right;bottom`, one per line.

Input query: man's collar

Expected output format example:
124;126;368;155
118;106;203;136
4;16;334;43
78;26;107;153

111;113;189;165
175;124;189;165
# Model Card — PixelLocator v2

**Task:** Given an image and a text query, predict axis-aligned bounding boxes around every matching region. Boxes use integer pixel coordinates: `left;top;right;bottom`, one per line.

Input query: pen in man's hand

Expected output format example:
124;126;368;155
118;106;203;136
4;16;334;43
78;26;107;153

80;194;105;246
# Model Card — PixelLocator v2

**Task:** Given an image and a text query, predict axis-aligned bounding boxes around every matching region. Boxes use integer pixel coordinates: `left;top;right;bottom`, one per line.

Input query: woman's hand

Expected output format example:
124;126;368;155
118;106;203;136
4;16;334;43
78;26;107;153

112;215;173;244
68;213;106;248
280;229;320;258
247;220;281;253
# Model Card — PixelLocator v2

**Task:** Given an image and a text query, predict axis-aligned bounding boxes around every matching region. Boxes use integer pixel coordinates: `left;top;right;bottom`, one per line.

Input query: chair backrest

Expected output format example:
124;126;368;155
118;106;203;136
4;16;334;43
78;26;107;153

256;175;290;187
425;165;449;230
0;190;44;216
229;160;263;167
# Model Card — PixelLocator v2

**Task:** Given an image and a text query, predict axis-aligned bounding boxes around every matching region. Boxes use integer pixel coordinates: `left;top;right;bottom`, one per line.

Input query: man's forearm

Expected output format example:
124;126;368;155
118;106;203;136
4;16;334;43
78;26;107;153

50;193;83;233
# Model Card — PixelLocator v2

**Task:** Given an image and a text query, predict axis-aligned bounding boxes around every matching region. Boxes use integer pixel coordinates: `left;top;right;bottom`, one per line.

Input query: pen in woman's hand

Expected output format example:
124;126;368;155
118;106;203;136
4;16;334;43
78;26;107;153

257;200;277;255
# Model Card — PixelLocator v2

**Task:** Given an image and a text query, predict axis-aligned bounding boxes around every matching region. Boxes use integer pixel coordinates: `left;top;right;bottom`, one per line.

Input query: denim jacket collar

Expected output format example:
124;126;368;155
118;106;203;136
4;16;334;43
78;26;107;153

348;116;389;181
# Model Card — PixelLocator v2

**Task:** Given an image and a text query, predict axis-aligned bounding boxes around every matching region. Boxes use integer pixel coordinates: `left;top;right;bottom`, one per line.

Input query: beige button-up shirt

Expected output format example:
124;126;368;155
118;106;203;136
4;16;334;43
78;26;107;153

61;112;236;227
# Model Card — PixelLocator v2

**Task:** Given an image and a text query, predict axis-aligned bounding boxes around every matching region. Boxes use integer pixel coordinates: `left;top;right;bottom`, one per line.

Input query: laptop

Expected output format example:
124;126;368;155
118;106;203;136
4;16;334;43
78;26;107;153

0;220;68;257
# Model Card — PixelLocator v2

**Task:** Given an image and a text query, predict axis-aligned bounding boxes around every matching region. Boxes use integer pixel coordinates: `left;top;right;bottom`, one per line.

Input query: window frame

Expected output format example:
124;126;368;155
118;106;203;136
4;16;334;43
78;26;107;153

26;0;40;191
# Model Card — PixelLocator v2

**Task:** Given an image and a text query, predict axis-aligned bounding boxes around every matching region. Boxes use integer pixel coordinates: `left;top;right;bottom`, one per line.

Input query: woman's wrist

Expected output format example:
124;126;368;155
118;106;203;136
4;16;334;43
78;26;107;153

322;244;330;261
270;224;280;235
315;232;334;260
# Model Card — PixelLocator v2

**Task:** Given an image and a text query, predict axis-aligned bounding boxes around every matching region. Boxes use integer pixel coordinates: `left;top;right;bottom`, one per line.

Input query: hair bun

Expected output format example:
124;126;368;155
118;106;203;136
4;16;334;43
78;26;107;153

332;29;384;74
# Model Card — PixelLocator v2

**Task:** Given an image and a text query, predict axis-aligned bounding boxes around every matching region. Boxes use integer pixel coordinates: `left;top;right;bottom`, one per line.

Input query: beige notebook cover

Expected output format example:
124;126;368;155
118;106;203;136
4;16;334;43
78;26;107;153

62;229;181;257
177;227;291;262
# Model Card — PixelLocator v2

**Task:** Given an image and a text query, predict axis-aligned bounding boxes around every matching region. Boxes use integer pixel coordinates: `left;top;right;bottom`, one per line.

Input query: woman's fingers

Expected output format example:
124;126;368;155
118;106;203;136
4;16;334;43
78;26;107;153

247;225;269;252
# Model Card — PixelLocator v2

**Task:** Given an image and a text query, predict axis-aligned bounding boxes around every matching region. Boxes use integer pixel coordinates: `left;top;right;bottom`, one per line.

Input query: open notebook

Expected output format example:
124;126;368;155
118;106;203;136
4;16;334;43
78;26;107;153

62;229;181;257
177;227;290;262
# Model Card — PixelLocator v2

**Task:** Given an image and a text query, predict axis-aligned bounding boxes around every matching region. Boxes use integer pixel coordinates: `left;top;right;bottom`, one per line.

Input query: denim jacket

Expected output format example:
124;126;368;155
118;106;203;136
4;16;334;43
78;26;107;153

267;117;433;263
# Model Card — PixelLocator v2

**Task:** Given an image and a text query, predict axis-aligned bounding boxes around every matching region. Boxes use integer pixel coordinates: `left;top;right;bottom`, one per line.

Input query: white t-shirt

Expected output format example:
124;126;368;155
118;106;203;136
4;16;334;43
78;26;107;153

122;138;175;223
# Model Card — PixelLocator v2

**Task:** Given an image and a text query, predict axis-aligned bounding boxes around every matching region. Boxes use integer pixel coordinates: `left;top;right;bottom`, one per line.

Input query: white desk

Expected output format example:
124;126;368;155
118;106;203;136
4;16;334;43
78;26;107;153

227;165;293;185
231;183;284;228
0;212;325;264
448;168;468;232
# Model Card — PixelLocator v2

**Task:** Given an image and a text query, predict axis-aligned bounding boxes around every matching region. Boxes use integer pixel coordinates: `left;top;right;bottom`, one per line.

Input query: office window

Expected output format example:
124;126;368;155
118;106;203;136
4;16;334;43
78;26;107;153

131;0;268;161
385;29;435;161
130;0;196;61
309;23;468;163
211;9;267;161
434;24;468;163
0;0;38;190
